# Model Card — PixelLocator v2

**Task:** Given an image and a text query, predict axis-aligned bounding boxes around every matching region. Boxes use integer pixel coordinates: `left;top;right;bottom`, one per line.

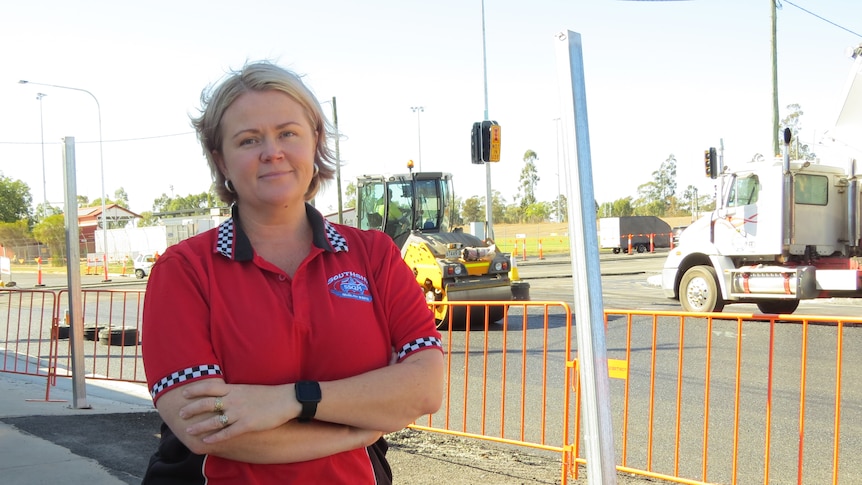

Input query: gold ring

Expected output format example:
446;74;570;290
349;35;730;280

214;396;224;413
218;413;229;427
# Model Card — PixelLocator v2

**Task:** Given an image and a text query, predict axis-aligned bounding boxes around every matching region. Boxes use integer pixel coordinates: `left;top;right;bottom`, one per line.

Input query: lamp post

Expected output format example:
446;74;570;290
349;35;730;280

36;93;48;218
19;80;110;281
410;106;424;171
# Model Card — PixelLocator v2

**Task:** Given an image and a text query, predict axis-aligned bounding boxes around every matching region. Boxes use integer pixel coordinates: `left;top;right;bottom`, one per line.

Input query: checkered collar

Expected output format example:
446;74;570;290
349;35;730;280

214;203;349;261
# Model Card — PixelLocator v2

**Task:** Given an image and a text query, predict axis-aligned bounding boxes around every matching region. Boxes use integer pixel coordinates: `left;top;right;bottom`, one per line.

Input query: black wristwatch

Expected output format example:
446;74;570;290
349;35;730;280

295;381;321;422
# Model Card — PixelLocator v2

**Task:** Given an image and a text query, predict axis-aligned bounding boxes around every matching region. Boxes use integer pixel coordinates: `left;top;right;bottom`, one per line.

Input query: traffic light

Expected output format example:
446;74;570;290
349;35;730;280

487;122;501;162
704;147;717;179
471;122;483;164
470;120;501;164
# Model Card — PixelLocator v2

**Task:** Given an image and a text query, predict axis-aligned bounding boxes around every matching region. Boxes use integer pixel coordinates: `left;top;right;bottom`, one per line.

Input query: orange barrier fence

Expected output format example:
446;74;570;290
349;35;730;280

597;309;862;485
418;299;576;484
0;289;146;401
623;232;667;254
3;290;862;484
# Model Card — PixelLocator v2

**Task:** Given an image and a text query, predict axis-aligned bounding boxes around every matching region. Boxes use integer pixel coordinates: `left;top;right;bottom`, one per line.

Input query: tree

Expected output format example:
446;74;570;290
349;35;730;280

633;155;677;215
461;196;484;223
451;196;464;226
152;191;215;213
491;190;506;223
611;197;633;217
0;173;33;223
503;205;522;224
77;195;90;207
343;182;356;209
34;202;62;221
518;150;540;210
781;104;816;161
634;199;666;217
680;185;701;215
136;211;159;227
113;187;130;207
553;194;568;222
32;214;66;266
523;202;552;223
0;220;34;249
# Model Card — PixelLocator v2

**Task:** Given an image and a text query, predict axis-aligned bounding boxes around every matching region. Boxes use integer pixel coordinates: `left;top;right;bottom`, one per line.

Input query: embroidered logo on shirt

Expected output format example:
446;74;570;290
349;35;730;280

328;271;372;302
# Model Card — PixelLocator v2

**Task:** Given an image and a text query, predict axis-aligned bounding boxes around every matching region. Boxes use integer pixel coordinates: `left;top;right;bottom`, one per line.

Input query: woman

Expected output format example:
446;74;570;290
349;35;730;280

141;61;445;484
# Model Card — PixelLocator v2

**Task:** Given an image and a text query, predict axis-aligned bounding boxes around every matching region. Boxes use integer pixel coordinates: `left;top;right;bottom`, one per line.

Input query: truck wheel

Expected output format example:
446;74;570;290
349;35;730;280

756;300;800;314
636;244;647;253
613;248;621;254
680;265;725;313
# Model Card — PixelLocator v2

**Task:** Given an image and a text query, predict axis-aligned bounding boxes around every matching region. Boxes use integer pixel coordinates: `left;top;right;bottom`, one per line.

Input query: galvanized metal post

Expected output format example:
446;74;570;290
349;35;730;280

62;137;90;409
481;0;495;241
555;30;616;484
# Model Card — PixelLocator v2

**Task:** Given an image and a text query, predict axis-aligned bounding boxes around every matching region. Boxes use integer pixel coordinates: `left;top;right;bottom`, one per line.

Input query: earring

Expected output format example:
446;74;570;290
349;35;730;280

224;179;236;194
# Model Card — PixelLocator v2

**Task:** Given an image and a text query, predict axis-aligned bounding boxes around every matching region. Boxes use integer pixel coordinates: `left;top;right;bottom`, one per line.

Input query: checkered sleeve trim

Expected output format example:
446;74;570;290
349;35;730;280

397;336;443;361
150;364;223;399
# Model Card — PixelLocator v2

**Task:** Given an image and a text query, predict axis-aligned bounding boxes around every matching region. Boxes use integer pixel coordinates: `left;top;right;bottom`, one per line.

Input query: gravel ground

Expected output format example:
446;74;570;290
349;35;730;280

387;428;673;485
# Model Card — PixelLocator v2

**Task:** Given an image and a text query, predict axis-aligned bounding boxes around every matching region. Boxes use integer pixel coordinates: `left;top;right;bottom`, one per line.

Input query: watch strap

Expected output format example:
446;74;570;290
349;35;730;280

295;381;321;422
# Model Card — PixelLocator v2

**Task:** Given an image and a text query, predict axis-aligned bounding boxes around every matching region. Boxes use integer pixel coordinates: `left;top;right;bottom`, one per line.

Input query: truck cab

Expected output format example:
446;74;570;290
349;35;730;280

662;47;862;314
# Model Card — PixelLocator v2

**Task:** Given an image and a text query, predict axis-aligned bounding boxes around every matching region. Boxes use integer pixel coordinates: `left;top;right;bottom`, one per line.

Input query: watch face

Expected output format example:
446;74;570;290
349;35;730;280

297;381;321;402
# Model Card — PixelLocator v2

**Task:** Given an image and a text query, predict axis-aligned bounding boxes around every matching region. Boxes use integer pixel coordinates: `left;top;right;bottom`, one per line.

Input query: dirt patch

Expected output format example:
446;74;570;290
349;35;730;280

387;428;673;485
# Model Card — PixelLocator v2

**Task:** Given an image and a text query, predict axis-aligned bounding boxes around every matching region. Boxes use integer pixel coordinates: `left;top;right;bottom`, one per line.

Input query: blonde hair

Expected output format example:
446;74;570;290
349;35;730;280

192;61;336;204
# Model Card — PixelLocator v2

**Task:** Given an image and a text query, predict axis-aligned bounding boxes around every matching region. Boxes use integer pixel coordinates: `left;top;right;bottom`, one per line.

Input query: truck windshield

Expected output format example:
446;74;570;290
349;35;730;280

727;174;760;207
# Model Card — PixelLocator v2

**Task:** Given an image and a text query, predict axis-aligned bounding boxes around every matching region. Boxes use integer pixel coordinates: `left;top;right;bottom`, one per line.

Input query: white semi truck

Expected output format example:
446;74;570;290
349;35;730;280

662;47;862;314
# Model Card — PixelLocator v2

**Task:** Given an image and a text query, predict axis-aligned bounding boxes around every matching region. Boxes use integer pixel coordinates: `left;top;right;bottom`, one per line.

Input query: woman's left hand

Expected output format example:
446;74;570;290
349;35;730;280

178;379;298;443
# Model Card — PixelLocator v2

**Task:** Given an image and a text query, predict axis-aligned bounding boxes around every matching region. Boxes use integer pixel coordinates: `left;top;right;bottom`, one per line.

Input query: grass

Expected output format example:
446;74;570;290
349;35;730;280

7;260;135;276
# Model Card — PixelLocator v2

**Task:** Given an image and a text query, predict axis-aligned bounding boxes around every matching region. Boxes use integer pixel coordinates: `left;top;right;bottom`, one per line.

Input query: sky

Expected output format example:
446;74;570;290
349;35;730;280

1;0;861;217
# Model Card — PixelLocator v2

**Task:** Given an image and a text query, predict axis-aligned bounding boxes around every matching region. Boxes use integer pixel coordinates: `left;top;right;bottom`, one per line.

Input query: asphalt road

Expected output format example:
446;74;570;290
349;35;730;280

3;252;861;484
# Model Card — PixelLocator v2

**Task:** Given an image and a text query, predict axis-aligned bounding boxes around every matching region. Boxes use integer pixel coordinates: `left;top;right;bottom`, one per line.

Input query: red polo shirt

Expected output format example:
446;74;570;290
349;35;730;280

142;203;442;484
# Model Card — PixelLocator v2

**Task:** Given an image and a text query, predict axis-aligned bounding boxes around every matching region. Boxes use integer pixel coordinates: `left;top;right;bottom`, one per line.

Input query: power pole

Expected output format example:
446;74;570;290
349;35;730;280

771;0;780;156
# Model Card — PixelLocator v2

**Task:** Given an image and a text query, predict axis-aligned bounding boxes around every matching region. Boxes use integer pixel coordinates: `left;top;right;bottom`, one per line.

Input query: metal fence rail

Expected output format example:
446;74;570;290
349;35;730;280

3;289;862;484
416;299;575;484
601;310;862;485
0;289;146;402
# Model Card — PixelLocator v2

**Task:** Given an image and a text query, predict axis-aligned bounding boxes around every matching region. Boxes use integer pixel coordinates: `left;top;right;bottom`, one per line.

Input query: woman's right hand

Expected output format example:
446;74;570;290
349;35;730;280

179;380;297;443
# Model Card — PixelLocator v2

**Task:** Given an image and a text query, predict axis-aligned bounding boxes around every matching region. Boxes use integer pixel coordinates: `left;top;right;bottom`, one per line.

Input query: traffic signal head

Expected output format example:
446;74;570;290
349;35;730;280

471;121;501;164
704;147;717;179
471;122;483;164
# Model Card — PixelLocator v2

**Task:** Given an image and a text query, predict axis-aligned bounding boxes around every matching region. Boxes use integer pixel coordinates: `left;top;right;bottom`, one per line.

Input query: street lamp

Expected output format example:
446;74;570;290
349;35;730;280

36;93;47;218
19;80;110;281
410;106;424;171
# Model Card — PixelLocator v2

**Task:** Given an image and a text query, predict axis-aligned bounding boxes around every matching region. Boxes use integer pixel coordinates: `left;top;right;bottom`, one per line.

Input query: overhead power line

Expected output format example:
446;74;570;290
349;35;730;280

0;131;195;146
782;0;862;39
